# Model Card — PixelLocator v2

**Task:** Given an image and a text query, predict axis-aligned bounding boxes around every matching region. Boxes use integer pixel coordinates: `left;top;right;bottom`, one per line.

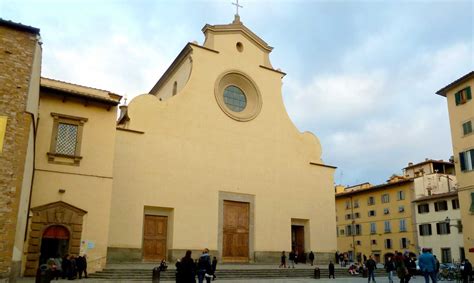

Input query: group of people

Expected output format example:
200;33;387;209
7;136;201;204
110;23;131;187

36;254;88;282
279;250;316;268
175;248;218;283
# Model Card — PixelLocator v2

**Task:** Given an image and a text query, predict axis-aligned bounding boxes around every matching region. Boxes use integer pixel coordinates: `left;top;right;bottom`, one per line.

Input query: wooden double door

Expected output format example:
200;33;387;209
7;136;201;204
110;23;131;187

223;201;249;262
143;215;167;261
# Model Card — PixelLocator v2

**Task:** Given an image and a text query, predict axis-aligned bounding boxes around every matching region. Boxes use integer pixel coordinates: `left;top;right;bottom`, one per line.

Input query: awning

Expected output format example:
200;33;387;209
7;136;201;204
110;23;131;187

43;225;69;239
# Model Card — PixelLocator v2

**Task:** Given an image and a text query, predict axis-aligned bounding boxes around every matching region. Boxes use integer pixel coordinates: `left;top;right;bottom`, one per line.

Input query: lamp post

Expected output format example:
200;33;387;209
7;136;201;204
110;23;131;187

444;217;463;230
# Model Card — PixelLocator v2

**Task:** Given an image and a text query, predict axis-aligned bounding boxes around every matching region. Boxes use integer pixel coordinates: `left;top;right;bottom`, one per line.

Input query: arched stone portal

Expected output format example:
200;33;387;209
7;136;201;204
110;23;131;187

39;225;70;265
25;201;87;276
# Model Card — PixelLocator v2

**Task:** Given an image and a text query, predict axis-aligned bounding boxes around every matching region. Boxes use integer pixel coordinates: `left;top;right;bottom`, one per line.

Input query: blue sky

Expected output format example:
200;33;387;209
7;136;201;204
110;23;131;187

2;0;473;186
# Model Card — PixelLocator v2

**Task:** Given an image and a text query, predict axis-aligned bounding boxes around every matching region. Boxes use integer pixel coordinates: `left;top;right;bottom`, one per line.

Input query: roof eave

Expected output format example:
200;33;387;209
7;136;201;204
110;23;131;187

436;71;474;97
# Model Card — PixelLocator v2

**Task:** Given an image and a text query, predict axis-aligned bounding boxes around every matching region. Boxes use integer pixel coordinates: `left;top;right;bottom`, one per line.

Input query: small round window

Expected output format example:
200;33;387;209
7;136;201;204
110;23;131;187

223;85;247;112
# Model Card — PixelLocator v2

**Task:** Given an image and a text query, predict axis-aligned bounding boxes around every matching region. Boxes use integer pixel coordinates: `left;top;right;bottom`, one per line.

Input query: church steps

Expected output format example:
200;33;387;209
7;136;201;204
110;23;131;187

89;268;387;280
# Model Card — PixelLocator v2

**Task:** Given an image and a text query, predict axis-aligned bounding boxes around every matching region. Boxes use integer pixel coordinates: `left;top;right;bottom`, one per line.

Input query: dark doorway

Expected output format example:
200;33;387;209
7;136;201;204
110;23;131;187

291;225;305;263
40;225;70;264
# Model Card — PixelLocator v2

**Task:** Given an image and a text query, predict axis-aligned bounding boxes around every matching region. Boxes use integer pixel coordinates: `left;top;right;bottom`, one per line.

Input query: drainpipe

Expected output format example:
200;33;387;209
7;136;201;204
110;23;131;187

24;111;38;241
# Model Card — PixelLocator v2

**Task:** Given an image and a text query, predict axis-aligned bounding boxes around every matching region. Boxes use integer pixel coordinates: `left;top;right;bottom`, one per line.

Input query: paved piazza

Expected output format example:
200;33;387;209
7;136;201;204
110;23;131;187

17;276;429;283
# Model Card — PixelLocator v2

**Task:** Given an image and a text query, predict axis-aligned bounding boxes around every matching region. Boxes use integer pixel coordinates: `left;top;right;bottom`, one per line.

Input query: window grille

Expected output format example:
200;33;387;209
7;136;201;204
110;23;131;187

55;123;78;155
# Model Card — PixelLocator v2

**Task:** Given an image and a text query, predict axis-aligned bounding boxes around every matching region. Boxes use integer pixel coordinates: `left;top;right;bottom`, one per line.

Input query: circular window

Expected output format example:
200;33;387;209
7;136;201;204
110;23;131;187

223;86;246;112
215;71;262;121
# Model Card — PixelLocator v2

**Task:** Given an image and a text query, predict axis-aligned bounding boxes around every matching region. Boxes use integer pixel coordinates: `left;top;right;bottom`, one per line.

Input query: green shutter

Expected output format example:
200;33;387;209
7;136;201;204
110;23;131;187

466;87;472;100
459;152;466;171
470;149;474;168
455;92;461;105
470;192;474;212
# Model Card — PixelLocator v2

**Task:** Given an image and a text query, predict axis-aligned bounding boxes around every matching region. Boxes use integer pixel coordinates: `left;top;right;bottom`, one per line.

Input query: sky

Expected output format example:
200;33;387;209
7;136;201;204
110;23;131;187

2;0;473;186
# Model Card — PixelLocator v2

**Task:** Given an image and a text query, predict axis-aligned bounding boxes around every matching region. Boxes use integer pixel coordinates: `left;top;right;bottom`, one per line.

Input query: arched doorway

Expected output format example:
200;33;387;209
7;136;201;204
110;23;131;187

39;225;70;265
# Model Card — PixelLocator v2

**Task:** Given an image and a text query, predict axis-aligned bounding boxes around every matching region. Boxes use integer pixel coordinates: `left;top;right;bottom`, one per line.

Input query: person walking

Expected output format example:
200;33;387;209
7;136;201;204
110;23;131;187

418;248;437;283
197;249;212;283
366;255;377;283
176;250;196;283
288;250;296;268
211;256;217;281
395;252;409;283
385;256;396;283
461;259;472;283
309;251;315;266
328;261;335;279
279;251;287;268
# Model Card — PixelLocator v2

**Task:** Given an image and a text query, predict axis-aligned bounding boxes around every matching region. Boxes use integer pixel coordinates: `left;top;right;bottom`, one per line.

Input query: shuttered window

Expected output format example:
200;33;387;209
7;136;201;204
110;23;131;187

463;121;473;135
459;149;474;171
455;86;472;105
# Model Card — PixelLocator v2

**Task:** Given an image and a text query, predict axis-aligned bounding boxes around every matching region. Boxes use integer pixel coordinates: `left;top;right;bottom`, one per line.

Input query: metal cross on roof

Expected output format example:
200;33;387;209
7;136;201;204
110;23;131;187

232;0;243;16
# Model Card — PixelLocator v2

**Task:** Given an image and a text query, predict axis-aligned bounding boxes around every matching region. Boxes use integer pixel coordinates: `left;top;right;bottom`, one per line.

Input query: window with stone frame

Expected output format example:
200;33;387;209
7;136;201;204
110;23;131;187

48;113;87;165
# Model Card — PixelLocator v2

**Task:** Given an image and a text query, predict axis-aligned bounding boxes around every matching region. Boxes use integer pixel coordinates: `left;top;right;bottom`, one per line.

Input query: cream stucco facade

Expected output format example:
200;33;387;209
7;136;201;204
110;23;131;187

109;17;337;263
24;78;121;276
437;72;474;263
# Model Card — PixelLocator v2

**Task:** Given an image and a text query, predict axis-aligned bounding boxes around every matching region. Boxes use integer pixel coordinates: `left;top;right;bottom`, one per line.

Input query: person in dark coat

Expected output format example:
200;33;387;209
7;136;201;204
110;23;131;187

384;256;396;283
197;249;212;283
76;255;88;279
279;251;287;268
67;255;77;280
211;257;217;281
462;259;472;283
366;255;377;283
309;251;315;266
329;261;335;279
288;250;296;268
176;250;196;283
61;254;69;279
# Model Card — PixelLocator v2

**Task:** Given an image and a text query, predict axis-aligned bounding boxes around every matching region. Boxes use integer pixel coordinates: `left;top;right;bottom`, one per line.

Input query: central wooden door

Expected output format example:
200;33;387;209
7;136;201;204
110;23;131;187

223;201;249;262
143;215;167;261
291;225;305;262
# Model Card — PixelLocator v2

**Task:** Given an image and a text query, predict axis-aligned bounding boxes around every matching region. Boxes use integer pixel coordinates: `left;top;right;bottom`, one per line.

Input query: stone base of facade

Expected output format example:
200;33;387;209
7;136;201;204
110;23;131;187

107;248;335;265
254;251;334;265
107;247;142;263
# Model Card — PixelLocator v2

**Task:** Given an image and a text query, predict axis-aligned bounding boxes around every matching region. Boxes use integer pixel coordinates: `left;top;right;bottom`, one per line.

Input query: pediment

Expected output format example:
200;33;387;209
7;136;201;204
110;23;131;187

202;17;273;53
31;201;87;216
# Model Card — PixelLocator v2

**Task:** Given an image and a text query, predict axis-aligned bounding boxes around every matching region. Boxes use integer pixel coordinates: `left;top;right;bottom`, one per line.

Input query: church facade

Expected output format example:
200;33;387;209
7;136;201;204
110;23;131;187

2;16;337;278
109;16;337;264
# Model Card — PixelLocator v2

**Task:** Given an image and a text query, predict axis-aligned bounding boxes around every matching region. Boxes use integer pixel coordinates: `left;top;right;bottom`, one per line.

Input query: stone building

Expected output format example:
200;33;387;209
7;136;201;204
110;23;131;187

436;71;474;262
336;178;416;263
0;19;41;282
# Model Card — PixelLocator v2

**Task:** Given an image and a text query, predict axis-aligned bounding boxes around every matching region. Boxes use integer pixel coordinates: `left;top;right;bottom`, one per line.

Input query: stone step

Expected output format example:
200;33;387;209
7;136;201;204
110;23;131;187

89;268;386;280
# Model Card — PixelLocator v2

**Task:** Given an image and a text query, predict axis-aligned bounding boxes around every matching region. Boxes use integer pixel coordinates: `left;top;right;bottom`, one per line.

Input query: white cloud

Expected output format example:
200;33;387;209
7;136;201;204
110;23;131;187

283;41;471;185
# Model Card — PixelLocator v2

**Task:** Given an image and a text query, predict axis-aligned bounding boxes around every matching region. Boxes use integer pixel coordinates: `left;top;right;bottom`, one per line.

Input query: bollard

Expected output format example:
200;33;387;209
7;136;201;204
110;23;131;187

362;268;368;278
314;267;320;279
152;267;161;283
